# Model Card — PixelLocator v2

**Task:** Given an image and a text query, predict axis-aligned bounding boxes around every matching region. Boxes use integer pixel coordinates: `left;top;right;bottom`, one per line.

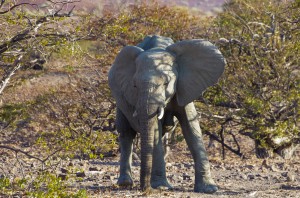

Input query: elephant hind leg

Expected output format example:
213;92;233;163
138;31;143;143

116;108;136;187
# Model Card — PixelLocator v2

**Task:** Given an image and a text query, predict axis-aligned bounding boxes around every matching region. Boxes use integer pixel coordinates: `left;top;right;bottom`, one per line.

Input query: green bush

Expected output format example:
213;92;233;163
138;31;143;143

203;0;300;158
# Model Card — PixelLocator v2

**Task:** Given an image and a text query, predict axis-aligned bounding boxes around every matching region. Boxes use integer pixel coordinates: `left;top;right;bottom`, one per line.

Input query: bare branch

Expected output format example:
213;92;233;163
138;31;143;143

0;3;38;14
204;130;245;158
0;145;44;162
0;1;78;54
0;55;23;95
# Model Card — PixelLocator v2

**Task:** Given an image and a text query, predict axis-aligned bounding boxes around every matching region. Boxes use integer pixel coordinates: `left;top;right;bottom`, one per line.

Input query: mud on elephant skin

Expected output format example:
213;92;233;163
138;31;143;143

108;35;225;193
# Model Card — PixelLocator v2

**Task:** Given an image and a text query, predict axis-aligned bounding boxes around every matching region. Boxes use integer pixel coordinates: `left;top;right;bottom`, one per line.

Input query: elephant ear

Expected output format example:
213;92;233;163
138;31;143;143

166;39;225;106
108;46;144;106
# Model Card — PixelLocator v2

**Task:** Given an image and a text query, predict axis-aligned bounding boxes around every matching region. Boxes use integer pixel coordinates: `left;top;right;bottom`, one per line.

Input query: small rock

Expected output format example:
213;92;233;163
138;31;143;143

261;167;268;173
103;175;111;180
287;173;295;182
262;159;269;168
68;162;74;166
172;165;178;171
184;163;193;169
76;172;86;177
245;165;255;170
249;191;257;197
32;64;43;70
240;174;248;180
248;174;255;180
254;166;259;171
263;175;270;181
166;162;172;168
183;174;191;181
61;168;69;174
273;175;281;181
58;174;67;180
21;142;30;147
271;165;280;172
89;167;99;171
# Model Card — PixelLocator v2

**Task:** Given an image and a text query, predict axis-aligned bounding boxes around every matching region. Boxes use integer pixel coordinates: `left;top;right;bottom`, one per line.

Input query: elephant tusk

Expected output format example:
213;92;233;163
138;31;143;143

133;110;138;117
158;107;164;120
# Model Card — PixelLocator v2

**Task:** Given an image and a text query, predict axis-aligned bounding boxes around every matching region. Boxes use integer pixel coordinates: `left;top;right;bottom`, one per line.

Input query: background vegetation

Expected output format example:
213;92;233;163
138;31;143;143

0;0;299;196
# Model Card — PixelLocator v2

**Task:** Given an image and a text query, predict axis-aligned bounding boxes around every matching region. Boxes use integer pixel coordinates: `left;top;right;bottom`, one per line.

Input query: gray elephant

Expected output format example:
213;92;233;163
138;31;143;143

108;35;225;193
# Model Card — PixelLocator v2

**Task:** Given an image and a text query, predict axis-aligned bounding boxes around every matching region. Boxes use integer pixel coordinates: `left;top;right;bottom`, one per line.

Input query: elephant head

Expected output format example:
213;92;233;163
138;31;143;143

108;35;225;191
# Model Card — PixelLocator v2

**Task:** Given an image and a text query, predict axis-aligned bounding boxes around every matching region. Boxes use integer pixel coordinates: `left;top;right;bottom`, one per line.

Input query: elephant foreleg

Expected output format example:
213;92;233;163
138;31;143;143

116;108;136;187
176;103;218;194
151;121;172;189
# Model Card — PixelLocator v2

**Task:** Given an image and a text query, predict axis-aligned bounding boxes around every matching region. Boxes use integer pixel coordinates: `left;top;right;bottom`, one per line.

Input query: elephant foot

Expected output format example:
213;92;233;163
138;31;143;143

194;178;218;194
117;175;134;187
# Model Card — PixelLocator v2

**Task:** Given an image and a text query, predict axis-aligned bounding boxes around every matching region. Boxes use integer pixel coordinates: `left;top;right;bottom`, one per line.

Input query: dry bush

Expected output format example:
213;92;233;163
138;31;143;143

201;0;300;158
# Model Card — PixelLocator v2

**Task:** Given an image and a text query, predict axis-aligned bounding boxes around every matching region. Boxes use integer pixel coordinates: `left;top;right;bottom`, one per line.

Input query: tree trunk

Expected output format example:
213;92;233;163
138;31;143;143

255;140;273;158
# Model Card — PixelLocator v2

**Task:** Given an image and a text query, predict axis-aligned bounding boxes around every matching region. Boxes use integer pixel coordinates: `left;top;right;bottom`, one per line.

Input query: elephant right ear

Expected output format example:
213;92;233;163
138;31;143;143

108;46;144;106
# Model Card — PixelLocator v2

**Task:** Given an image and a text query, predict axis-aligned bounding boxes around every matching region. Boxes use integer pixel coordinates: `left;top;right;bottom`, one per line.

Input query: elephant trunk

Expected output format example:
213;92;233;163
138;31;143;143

137;89;161;191
139;116;156;191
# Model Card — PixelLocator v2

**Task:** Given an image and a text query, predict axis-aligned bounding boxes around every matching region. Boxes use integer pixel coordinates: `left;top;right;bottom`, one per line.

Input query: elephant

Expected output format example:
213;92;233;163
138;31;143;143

108;35;225;193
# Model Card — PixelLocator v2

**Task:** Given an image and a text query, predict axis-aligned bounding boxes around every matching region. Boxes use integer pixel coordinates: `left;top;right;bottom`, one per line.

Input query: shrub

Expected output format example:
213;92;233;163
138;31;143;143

203;0;300;158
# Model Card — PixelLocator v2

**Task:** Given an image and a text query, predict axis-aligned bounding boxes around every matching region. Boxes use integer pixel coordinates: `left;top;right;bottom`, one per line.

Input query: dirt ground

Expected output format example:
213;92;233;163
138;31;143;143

1;134;299;198
62;140;300;198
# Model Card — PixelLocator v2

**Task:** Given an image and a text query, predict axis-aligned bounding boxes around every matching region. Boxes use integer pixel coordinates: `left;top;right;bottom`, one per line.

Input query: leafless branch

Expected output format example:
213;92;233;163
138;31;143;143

0;55;23;95
0;144;63;166
0;0;79;54
0;2;38;14
204;130;245;158
0;145;44;162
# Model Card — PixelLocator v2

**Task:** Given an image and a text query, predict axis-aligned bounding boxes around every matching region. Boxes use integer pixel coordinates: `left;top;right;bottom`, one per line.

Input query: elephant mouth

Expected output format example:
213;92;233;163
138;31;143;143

133;106;164;120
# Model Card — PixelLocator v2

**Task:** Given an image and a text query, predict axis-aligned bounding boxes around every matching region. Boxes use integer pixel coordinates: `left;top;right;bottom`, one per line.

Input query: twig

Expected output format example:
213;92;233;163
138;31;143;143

0;145;62;165
204;130;244;158
0;3;38;14
0;55;23;95
0;145;44;162
229;131;241;154
220;127;225;159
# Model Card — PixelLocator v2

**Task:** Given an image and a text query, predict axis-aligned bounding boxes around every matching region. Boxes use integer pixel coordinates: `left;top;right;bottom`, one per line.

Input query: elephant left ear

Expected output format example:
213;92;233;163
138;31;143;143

166;39;225;106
